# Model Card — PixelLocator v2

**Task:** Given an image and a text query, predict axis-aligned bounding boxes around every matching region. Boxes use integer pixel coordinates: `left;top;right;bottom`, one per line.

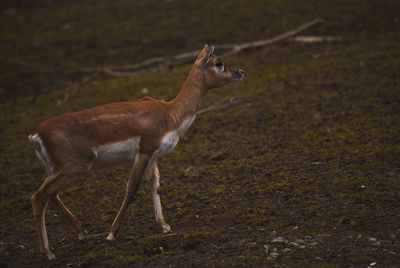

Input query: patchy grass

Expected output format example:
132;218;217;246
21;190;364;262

1;0;400;267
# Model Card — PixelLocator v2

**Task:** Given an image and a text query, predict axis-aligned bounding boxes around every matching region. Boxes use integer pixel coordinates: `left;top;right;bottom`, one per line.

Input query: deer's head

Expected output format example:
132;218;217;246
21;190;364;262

195;44;245;89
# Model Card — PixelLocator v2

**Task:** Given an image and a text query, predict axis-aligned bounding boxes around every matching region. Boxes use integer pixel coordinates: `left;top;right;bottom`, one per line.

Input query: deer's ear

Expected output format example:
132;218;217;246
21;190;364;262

196;44;214;68
205;45;214;65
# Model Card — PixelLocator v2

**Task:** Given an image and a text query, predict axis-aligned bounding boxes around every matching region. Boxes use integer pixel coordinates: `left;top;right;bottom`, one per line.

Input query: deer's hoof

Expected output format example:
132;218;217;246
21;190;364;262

162;224;171;234
106;232;115;241
46;251;56;260
78;232;86;240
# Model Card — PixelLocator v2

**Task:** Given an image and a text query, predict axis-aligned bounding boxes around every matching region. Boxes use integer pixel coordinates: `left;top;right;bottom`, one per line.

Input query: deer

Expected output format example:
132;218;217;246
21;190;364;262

28;44;245;260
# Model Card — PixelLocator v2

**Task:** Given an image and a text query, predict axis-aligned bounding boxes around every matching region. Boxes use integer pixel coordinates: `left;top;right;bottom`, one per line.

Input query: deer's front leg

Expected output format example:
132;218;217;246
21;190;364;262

107;154;150;241
150;161;171;233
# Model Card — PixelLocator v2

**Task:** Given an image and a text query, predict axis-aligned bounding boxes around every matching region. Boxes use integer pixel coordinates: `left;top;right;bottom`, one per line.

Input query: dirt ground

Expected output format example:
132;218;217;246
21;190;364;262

1;1;399;267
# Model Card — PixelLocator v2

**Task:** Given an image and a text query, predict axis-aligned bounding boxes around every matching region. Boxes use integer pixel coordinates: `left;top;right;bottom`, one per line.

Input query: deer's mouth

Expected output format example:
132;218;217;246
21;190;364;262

231;69;245;81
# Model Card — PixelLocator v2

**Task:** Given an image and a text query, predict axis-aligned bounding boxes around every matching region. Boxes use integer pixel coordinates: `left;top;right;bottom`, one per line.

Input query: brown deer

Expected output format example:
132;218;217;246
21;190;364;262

29;44;245;260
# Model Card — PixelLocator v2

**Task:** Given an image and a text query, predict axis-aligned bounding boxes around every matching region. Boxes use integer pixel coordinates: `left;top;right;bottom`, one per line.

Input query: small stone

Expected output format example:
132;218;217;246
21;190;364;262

318;233;331;238
209;152;225;161
308;242;318;247
268;252;279;259
373;241;381;246
313;113;321;119
271;236;285;243
263;244;269;254
184;166;192;173
281;248;292;254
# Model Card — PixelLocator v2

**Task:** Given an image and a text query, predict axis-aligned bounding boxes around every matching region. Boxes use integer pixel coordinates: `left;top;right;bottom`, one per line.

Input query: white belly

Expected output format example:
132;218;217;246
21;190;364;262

90;115;195;170
91;137;140;170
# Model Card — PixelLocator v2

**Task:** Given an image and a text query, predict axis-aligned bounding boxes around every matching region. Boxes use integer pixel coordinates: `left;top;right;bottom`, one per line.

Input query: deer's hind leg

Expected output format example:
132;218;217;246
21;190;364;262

31;170;76;260
51;194;86;240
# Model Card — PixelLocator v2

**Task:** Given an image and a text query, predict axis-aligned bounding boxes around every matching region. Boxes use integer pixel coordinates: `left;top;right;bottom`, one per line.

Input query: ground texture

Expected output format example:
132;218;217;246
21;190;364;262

1;0;399;267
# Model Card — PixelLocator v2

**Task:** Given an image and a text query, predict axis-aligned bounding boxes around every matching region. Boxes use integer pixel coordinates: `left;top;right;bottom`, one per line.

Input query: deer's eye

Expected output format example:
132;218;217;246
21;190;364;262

215;61;223;68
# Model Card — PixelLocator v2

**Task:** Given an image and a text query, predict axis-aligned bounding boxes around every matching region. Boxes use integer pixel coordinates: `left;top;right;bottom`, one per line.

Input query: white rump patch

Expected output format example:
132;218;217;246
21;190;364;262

91;137;140;170
29;134;55;176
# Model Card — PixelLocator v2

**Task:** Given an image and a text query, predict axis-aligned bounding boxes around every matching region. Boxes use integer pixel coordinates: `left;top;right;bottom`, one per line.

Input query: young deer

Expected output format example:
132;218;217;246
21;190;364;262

29;44;244;260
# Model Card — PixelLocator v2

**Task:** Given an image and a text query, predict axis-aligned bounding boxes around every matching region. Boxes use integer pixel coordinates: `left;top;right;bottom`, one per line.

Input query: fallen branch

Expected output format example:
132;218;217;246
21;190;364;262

80;18;323;77
292;35;345;43
219;18;323;56
198;95;251;115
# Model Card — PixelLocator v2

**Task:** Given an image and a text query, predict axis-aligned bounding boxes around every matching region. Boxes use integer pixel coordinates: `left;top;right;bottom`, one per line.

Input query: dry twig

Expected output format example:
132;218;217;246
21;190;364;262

292;35;344;43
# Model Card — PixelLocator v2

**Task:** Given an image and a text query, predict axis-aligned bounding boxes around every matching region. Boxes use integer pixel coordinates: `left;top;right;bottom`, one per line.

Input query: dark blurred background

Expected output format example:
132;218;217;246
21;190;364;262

1;0;398;102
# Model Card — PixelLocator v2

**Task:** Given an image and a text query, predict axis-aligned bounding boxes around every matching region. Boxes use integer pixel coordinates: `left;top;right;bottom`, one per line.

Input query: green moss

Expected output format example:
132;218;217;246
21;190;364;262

2;0;400;267
182;231;213;250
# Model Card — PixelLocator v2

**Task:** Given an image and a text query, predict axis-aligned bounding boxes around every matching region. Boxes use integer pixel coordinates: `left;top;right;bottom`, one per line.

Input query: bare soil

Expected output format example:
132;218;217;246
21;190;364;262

1;0;399;267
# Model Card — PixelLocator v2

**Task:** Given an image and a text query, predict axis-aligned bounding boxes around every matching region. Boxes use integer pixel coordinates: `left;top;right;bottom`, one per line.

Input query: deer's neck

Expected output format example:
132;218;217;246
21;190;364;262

169;68;206;127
